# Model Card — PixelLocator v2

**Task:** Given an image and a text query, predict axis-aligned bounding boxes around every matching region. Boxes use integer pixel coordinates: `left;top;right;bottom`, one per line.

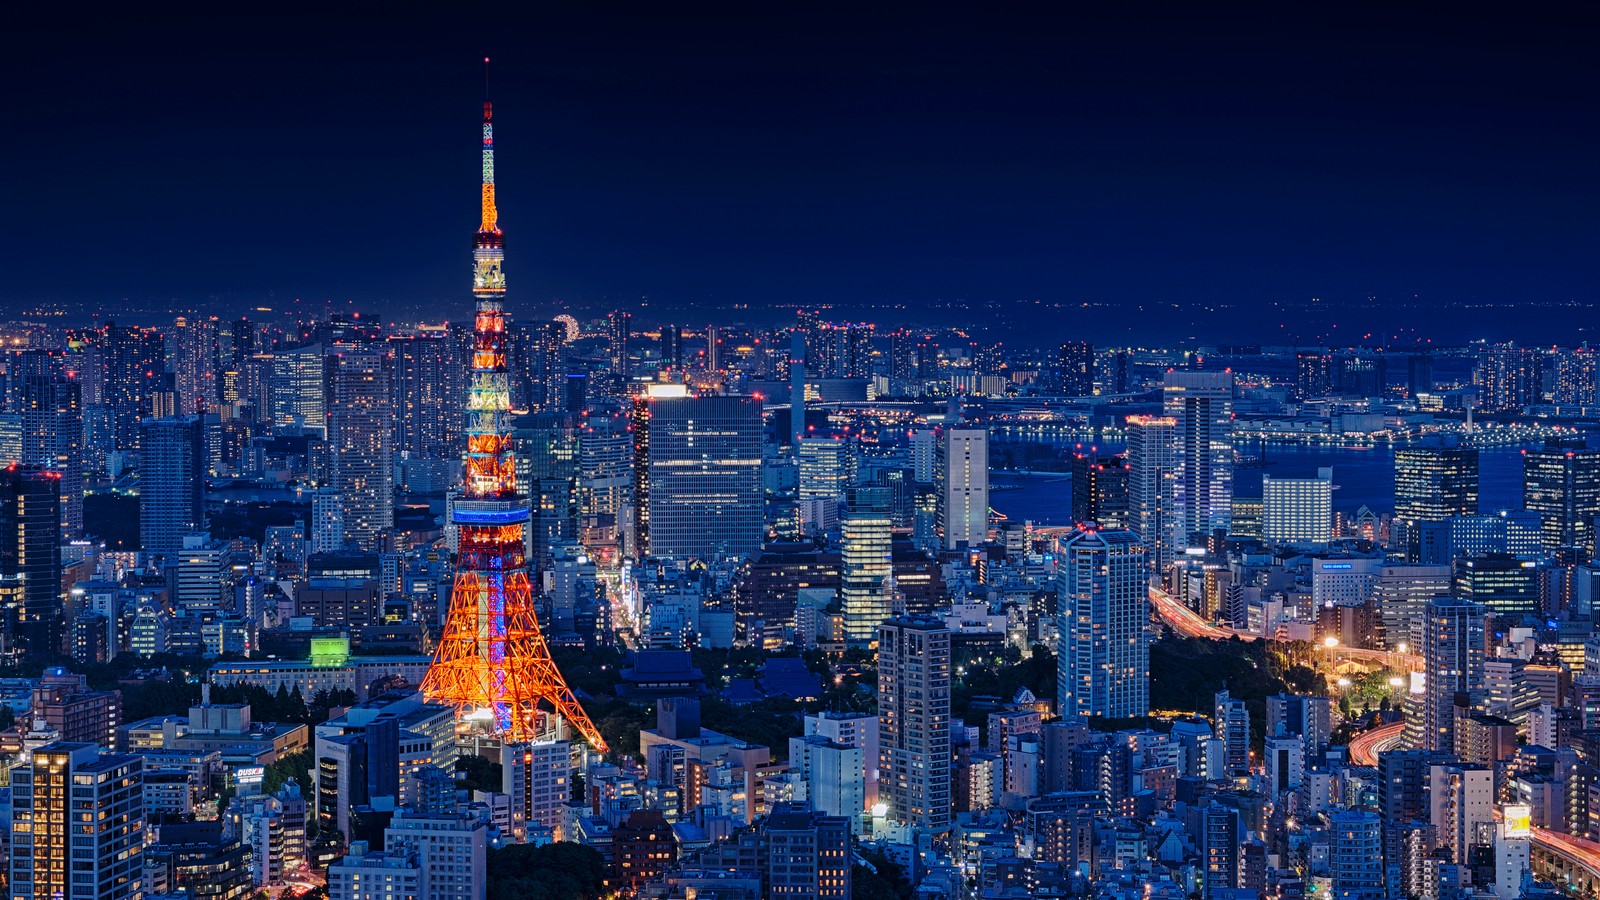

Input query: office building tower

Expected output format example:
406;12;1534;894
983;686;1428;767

608;310;632;379
21;374;83;538
797;438;852;532
311;488;345;554
1164;370;1234;551
11;742;145;900
1374;564;1452;651
1070;453;1129;528
1477;345;1545;412
1058;341;1095;396
840;487;893;643
507;320;568;412
268;344;329;435
1126;415;1177;572
1261;469;1333;545
788;734;866;823
328;353;394;552
1296;350;1334;400
1524;444;1600;552
1329;810;1385;900
661;323;685;370
639;390;763;560
1417;596;1487;753
810;323;873;379
1;465;62;655
888;328;916;382
936;428;988;550
138;416;205;556
1264;734;1305;794
1429;763;1493;864
1407;352;1435;397
1452;554;1539;619
503;740;570;842
383;809;489;900
878;616;951;830
1395;446;1479;538
1213;690;1251;777
1056;527;1149;719
789;330;808;445
104;323;167;451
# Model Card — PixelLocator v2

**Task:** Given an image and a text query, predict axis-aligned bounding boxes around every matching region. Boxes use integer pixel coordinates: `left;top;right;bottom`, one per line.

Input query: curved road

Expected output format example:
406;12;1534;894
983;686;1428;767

1347;721;1406;766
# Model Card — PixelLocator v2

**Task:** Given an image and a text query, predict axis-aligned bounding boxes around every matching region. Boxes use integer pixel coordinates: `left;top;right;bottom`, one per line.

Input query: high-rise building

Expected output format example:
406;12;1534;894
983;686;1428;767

878;616;951;830
138;416;206;556
1329;810;1385;900
611;809;677;894
810;323;873;379
1056;526;1148;720
787;735;866;824
383;809;488;900
1202;804;1240;896
391;332;462;460
1523;444;1600;552
840;487;893;643
1452;553;1539;619
1261;469;1333;546
1477;345;1545;412
804;711;879;807
1407;353;1435;397
1395;446;1479;547
10;742;145;900
21;374;83;538
936;428;988;550
888;328;917;382
268;344;329;435
1;464;62;656
662;323;685;370
1058;341;1095;396
1125;415;1176;572
1555;348;1598;405
638;390;763;561
608;310;632;379
104;323;167;451
762;803;853;899
328;353;394;552
1428;762;1493;864
1416;596;1487;753
1373;563;1452;652
172;314;220;416
797;438;852;532
1213;689;1251;776
1164;371;1234;551
1295;350;1334;400
1070;453;1128;529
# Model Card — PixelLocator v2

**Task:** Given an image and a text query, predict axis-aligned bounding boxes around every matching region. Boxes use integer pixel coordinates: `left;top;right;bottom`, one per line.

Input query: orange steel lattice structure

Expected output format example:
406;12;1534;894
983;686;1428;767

421;76;607;752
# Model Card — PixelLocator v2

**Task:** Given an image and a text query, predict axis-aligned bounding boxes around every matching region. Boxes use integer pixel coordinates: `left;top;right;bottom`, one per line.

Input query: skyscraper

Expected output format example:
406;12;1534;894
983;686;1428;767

840;486;893;643
1056;526;1149;719
103;323;167;452
1058;341;1095;396
936;428;988;550
172;314;220;416
1329;810;1385;900
268;344;329;435
878;616;951;830
1125;415;1177;573
607;310;632;379
1295;350;1334;400
1523;444;1600;552
1164;370;1234;551
138;416;206;556
391;332;461;460
1395;446;1479;558
10;742;145;900
797;437;851;532
1;464;62;656
1416;595;1487;753
21;374;83;538
328;352;395;552
1070;453;1128;529
640;389;763;561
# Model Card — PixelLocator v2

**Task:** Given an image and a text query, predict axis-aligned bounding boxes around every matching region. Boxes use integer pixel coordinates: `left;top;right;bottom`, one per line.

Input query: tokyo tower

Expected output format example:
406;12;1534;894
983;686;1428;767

422;66;608;752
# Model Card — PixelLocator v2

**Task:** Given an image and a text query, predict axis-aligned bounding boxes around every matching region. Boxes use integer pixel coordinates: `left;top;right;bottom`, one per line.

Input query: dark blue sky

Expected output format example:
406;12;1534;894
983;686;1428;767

3;4;1596;343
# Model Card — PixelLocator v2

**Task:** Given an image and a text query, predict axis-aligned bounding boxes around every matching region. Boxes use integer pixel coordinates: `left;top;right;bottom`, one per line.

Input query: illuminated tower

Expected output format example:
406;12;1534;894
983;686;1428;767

423;71;607;751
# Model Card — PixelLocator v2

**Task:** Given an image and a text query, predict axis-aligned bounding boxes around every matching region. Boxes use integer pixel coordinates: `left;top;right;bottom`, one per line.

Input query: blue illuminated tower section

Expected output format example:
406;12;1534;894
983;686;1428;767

422;70;607;751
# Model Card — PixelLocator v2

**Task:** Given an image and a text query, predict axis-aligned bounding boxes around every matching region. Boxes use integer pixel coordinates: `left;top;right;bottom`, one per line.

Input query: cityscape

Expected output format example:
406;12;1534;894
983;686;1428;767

3;7;1600;900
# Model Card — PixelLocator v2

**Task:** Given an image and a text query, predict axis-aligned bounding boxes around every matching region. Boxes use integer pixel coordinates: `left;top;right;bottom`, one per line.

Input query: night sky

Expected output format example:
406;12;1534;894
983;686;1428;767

4;5;1596;343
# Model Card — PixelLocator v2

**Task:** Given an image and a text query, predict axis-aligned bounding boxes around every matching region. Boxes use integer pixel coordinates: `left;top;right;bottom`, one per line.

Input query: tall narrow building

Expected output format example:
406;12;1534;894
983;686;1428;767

328;353;394;552
840;486;893;643
1056;526;1149;720
640;389;763;561
878;616;951;830
1;464;62;656
937;428;989;550
1125;415;1177;572
21;374;84;538
1164;370;1234;551
138;416;206;556
1414;595;1487;753
1523;444;1600;552
1058;341;1096;396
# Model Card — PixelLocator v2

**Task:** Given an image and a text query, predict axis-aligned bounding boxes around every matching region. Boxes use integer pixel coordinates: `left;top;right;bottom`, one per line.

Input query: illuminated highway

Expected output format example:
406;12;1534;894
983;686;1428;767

1347;721;1405;766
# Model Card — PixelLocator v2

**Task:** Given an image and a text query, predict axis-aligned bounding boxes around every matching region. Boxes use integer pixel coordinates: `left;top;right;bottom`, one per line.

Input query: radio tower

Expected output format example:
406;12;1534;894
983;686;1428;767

422;62;608;752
